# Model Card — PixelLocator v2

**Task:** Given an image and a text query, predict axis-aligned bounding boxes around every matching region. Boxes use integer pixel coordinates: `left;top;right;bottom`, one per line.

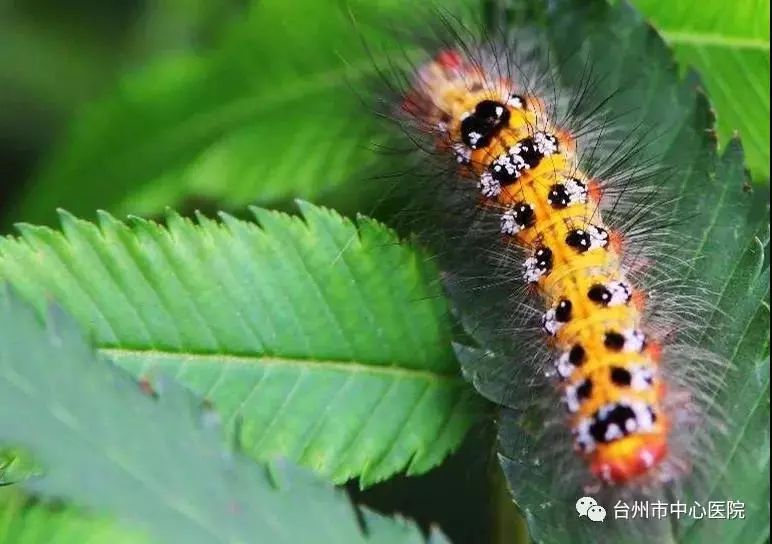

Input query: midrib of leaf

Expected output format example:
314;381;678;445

660;31;769;51
101;348;461;381
0;204;480;486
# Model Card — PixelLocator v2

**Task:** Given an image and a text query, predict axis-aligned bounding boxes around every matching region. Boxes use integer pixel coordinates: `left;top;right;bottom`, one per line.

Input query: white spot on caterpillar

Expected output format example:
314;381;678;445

587;224;609;250
555;351;574;380
624;418;638;433
452;143;471;164
506;94;524;109
523;248;552;283
564;177;588;204
623;329;646;352
563;383;581;413
631;401;656;431
605;423;624;441
533;131;558;156
640;450;655;468
607;280;632;306
496;149;526;175
523;258;544;283
574;419;595;453
500;209;521;235
541;308;563;336
479;171;501;197
630;364;655;390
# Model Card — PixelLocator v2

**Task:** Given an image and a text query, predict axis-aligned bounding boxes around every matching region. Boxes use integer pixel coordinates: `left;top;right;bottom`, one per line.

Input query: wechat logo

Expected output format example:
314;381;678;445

576;496;606;522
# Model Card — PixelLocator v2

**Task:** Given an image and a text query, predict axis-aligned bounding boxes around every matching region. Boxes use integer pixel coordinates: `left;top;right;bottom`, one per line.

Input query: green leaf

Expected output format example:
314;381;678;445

631;0;770;180
9;0;405;227
0;202;481;487
0;289;448;544
0;450;38;486
0;488;146;544
673;139;770;544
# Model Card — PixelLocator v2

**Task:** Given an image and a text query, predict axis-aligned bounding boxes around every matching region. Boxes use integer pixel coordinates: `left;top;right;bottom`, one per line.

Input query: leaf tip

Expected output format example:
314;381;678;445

56;208;79;228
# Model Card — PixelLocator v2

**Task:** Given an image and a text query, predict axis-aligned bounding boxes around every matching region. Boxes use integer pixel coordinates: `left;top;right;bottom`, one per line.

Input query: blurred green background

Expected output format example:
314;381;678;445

0;0;248;220
0;0;768;228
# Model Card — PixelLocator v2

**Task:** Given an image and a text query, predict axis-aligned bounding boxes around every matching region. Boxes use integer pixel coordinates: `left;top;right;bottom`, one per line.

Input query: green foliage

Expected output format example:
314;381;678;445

676;140;770;544
0;450;38;486
0;489;145;544
0;0;244;163
451;0;770;542
0;0;768;542
8;0;767;227
9;0;406;226
0;203;481;487
632;0;770;181
0;289;447;544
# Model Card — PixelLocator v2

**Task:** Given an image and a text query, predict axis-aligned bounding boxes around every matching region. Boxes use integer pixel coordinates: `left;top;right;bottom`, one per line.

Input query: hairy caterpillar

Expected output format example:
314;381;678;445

352;0;768;541
401;46;668;484
356;3;767;538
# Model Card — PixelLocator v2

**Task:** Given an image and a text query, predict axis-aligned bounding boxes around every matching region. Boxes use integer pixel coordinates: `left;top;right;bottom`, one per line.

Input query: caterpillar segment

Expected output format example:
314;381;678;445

404;49;669;484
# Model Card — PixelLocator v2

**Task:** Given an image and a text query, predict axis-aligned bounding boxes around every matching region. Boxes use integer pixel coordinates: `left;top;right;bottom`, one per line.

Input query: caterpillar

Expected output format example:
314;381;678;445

344;0;772;540
401;46;668;484
360;0;741;512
